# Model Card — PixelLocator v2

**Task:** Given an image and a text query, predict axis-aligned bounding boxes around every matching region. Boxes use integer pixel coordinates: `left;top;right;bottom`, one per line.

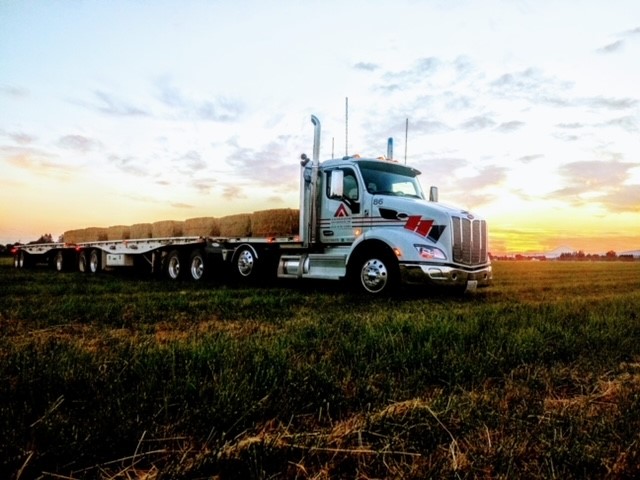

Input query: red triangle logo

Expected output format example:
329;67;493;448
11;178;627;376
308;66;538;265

334;204;349;217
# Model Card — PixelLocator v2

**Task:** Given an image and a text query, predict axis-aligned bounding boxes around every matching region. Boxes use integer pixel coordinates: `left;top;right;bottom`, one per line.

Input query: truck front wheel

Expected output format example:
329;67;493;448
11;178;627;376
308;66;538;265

352;250;399;295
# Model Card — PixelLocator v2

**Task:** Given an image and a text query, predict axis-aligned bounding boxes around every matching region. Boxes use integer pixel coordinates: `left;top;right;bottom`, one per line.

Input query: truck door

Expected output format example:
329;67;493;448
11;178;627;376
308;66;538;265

320;167;369;244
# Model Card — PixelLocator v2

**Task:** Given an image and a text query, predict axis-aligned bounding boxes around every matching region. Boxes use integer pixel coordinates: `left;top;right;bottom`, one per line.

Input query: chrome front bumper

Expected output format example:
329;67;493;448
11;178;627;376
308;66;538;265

400;263;493;290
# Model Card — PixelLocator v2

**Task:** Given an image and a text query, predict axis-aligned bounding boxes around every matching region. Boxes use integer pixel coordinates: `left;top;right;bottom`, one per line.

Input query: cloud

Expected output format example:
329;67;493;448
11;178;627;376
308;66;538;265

225;136;300;191
600;185;640;212
518;154;544;164
460;115;496;131
353;62;379;72
597;40;624;53
584;96;637;110
552;160;640;212
381;56;441;88
156;79;243;122
457;165;508;191
489;68;573;105
8;132;36;145
108;154;150;177
191;178;217;194
1;146;74;178
604;116;638;132
57;134;102;152
94;91;149;116
170;202;194;209
75;90;149;117
0;85;28;98
174;150;207;174
497;121;525;133
222;185;247;200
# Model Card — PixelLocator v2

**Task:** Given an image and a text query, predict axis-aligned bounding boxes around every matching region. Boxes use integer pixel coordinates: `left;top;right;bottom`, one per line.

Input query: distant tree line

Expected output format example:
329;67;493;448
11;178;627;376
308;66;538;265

491;251;638;261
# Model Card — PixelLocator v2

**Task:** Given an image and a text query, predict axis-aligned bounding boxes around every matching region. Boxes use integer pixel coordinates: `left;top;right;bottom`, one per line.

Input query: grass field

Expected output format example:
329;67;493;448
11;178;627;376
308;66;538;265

1;259;639;479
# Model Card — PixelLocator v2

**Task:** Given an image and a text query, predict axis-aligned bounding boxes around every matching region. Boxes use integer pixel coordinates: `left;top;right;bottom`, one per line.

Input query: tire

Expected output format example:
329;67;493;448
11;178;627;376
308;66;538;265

164;250;183;280
88;249;102;274
78;251;88;273
351;249;399;295
188;249;206;281
54;250;66;272
15;251;27;269
233;245;260;282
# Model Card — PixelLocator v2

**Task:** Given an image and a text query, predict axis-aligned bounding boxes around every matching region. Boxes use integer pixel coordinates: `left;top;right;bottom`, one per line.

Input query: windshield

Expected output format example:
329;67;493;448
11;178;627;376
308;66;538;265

358;161;425;199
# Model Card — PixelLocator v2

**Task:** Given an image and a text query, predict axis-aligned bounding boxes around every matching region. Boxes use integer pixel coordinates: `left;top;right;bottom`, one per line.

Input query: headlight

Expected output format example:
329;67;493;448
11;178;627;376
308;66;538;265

414;244;447;260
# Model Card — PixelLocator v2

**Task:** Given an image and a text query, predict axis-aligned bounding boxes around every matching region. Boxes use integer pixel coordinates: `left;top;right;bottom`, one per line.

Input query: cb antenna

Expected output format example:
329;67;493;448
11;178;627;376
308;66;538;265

404;117;409;165
345;97;349;156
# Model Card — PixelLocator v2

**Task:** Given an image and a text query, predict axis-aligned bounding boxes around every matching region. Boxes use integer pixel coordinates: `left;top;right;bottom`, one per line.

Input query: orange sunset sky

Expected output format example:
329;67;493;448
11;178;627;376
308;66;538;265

1;1;639;255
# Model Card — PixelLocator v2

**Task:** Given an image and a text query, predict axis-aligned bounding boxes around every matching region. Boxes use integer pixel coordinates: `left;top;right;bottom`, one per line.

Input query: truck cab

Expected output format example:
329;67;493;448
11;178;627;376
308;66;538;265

286;115;492;294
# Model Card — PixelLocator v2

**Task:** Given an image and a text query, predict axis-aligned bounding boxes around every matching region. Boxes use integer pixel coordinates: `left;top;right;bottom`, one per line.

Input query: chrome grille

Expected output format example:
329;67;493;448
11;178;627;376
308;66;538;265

452;216;488;265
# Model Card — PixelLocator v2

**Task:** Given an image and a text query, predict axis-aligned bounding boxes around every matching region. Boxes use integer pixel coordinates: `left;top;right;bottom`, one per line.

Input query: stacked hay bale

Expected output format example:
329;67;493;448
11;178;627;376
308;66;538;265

63;229;85;244
83;227;108;242
183;217;220;237
130;223;152;239
151;220;184;238
61;208;300;244
107;225;131;241
219;213;252;237
250;208;300;237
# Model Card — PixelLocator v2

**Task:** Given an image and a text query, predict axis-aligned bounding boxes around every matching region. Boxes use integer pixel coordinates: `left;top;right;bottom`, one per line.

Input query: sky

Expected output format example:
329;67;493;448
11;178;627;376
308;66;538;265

1;0;639;255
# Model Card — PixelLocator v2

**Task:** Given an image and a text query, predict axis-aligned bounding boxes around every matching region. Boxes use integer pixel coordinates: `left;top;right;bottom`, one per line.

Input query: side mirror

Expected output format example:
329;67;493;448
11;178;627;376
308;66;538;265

329;170;344;198
429;186;438;202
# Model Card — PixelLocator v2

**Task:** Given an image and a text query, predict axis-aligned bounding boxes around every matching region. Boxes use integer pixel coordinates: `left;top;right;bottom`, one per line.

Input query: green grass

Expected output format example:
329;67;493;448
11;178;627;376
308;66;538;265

1;261;639;479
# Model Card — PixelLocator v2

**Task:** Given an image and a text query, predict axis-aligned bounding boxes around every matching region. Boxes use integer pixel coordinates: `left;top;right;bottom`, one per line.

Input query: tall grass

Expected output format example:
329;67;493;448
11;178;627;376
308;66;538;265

1;261;639;478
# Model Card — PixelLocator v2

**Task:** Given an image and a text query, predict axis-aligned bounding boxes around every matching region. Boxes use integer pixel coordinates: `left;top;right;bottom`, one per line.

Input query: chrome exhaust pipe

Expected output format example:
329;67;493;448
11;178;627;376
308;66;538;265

387;137;393;160
300;115;322;247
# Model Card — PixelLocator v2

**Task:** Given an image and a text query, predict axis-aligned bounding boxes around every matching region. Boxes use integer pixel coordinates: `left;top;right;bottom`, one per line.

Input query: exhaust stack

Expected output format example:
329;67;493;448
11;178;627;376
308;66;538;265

299;115;321;247
387;137;393;160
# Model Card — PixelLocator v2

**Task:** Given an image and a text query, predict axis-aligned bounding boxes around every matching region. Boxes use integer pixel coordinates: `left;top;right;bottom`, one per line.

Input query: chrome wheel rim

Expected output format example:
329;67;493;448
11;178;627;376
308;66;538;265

191;255;204;280
167;256;180;279
360;258;388;293
237;249;254;277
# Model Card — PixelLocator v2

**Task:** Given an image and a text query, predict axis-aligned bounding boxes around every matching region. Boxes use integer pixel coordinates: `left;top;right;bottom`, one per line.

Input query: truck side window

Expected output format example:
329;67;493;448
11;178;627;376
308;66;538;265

344;173;358;200
326;169;358;200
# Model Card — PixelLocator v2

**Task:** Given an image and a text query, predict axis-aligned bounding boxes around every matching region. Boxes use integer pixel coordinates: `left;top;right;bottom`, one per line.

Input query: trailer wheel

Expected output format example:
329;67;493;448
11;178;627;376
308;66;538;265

15;251;28;269
234;246;260;281
78;251;88;273
54;251;66;272
88;249;102;274
351;249;399;295
164;250;183;280
188;249;206;281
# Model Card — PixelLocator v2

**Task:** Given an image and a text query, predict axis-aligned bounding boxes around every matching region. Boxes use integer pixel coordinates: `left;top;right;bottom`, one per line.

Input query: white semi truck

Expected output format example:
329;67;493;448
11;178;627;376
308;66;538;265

12;115;492;295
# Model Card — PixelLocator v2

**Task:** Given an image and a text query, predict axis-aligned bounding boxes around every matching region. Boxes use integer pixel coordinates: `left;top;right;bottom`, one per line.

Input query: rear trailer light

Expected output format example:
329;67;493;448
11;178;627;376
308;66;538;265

414;244;447;260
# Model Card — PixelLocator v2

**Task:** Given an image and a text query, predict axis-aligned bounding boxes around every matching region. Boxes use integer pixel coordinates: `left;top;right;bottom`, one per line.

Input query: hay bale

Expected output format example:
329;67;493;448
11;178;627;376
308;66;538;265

107;225;131;241
63;229;85;244
219;213;252;237
83;227;108;242
151;220;184;238
183;217;220;237
251;209;300;237
130;223;152;239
